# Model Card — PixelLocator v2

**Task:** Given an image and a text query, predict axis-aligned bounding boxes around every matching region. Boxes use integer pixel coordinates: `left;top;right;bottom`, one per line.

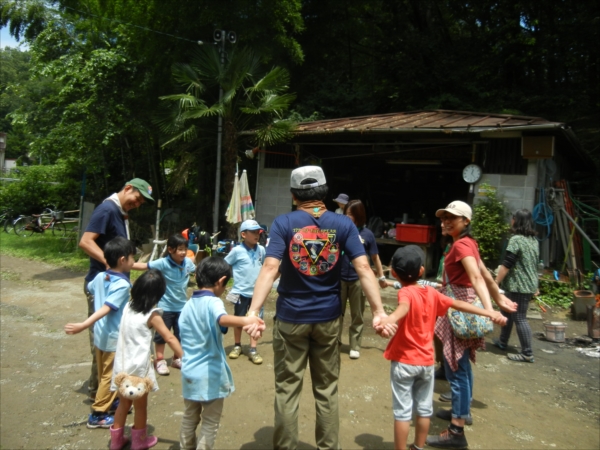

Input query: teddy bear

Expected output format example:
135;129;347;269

114;373;154;400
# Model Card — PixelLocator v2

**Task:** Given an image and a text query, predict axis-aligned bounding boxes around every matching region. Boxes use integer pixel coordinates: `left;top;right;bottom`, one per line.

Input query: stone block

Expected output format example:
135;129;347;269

499;187;525;199
499;175;526;187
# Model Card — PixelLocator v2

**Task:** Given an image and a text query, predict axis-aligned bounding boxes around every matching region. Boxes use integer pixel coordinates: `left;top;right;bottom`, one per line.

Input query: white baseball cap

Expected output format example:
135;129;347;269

435;200;472;221
240;220;263;232
290;166;327;189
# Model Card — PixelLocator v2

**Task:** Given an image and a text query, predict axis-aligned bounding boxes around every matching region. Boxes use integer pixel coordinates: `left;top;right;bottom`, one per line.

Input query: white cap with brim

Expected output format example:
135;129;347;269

240;219;263;232
435;200;472;221
290;166;327;189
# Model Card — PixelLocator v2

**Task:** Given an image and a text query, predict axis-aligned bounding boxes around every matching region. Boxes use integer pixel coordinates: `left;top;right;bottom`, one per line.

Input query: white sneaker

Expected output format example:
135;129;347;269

155;359;170;375
349;350;360;359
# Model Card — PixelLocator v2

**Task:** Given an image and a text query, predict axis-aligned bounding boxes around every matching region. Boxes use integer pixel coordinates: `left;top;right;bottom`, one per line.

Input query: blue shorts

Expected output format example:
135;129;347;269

390;361;434;421
233;295;264;319
153;311;181;344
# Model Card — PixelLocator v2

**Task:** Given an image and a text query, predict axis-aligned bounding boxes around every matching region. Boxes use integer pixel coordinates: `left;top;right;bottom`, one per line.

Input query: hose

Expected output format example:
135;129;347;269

532;187;553;241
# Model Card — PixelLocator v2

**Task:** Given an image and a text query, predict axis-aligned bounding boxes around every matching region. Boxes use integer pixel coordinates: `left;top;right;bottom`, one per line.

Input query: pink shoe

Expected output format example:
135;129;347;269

171;357;182;370
109;425;129;450
130;427;158;450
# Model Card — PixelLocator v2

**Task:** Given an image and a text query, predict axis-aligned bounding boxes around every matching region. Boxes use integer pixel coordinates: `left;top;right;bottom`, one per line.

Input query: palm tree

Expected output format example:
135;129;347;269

158;45;296;235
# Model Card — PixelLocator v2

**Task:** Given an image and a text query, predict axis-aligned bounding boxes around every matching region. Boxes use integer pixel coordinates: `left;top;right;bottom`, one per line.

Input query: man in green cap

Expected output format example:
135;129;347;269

78;178;154;406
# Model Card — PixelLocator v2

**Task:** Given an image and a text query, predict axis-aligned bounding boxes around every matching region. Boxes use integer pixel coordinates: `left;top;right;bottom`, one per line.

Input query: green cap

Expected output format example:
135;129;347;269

127;178;154;202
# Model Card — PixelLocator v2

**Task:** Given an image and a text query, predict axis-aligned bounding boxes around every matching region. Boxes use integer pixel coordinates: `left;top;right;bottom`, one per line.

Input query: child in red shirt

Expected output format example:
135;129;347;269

379;246;506;450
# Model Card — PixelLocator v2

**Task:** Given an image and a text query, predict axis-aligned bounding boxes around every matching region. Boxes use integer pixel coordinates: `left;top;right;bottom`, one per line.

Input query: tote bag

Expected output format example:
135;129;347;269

445;281;493;340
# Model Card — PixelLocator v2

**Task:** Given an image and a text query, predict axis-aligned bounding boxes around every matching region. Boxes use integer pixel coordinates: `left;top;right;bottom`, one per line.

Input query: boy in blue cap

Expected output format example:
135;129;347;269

224;219;266;364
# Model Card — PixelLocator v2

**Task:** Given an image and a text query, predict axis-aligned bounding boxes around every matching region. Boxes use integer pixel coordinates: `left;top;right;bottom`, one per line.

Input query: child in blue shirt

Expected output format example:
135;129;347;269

224;219;266;364
64;236;135;429
141;233;195;376
179;257;264;449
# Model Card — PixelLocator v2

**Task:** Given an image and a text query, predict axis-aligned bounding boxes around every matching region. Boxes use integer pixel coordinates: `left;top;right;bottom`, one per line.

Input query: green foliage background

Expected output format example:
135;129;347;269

472;183;511;265
0;0;598;231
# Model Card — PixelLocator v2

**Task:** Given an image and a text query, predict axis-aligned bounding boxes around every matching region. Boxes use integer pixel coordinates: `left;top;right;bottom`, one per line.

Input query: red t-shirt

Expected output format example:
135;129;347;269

383;285;454;366
444;237;480;286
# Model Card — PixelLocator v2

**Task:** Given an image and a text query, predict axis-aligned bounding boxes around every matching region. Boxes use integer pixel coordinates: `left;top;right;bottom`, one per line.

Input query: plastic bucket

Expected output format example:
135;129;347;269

544;322;566;343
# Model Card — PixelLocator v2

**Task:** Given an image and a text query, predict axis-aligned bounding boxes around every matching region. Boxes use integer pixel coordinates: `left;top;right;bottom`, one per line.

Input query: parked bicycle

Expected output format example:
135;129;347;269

1;208;18;233
13;208;66;237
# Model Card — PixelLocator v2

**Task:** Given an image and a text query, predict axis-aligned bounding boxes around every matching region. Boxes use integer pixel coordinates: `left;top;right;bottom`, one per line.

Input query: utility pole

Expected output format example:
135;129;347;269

212;30;237;239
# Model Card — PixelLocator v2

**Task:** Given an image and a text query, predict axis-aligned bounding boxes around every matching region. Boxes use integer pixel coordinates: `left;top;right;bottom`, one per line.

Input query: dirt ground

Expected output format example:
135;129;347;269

0;254;599;450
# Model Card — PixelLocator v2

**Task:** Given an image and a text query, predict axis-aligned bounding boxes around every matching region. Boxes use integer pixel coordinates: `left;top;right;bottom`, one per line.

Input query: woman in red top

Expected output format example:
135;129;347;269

427;200;495;450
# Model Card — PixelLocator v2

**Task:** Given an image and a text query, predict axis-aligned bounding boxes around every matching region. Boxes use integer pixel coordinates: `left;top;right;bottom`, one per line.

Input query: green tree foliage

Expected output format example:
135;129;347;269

0;163;79;212
471;183;511;265
159;45;296;233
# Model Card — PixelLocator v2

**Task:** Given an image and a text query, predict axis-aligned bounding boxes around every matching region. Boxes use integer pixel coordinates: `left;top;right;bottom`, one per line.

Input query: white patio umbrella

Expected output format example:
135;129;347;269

225;171;242;225
239;169;255;220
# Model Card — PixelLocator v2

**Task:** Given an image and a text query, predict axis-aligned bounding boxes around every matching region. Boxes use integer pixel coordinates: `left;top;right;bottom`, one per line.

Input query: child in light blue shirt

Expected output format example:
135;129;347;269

224;219;266;364
179;257;264;449
65;236;135;429
142;233;195;375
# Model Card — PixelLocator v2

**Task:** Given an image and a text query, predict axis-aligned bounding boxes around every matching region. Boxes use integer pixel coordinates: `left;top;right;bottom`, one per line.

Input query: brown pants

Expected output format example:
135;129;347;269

92;348;117;413
84;280;98;398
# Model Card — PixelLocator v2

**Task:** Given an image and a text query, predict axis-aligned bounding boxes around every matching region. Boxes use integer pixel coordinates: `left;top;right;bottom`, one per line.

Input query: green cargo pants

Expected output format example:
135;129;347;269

273;317;341;450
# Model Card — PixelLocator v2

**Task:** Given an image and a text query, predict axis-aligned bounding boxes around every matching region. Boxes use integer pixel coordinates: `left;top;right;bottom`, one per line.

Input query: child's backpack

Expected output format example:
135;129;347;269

366;216;384;238
196;230;211;250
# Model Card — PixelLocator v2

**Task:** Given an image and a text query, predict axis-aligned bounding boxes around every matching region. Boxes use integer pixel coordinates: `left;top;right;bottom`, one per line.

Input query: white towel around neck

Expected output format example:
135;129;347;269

104;193;130;239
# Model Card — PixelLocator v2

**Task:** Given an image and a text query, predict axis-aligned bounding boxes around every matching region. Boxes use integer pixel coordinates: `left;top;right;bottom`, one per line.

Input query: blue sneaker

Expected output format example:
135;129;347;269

87;412;114;429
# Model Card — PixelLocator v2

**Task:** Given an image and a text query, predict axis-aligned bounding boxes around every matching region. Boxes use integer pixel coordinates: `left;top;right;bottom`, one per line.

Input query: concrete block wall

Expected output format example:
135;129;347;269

255;162;293;230
474;160;538;217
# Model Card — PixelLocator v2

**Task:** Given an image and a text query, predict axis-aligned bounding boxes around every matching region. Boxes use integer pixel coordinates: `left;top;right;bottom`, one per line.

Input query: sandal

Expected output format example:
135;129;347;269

492;338;507;350
507;353;534;363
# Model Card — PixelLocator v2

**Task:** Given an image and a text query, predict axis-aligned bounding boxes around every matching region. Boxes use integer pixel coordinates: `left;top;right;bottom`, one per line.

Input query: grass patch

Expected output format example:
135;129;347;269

0;231;88;273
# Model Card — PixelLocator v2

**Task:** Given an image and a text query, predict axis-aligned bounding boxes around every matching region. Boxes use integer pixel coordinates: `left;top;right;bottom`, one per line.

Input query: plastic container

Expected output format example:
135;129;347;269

573;290;595;320
544;322;566;342
395;224;436;244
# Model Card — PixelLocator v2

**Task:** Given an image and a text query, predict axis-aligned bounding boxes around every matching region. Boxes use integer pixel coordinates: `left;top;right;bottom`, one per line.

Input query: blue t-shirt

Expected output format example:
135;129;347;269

267;210;366;324
84;200;128;282
340;226;378;281
179;290;234;402
88;270;131;352
224;243;266;298
148;255;196;312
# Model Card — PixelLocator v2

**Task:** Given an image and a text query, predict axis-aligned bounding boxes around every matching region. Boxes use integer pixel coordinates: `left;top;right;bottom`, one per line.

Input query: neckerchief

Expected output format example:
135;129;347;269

296;200;327;218
104;193;130;239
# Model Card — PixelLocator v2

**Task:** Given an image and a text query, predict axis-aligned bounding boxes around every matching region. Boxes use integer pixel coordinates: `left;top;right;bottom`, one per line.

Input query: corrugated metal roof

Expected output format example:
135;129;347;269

294;109;562;134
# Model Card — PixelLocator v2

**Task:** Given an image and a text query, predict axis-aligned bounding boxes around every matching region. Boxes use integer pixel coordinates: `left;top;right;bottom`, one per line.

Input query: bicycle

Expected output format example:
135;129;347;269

13;208;67;238
1;208;18;233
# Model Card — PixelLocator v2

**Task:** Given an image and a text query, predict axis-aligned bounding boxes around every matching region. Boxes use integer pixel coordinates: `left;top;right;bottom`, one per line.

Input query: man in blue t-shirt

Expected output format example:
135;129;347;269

245;166;395;450
78;178;154;401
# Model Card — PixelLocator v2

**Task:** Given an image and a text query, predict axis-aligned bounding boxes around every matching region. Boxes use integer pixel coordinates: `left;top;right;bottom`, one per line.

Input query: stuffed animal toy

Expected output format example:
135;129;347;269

114;373;154;400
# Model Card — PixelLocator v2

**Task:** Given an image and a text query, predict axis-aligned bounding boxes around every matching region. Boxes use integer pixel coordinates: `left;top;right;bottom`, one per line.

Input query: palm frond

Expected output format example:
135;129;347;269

247;67;291;95
241;93;297;116
253;120;297;147
159;93;204;110
171;63;206;95
160;124;199;147
180;103;223;120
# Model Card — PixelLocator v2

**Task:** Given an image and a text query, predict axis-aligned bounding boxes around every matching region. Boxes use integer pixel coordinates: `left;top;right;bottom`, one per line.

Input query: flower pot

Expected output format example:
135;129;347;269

573;290;595;320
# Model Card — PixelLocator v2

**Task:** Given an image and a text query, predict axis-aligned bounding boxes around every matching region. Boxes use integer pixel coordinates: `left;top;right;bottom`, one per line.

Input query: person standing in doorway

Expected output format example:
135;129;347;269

333;193;349;214
339;199;387;359
79;178;154;401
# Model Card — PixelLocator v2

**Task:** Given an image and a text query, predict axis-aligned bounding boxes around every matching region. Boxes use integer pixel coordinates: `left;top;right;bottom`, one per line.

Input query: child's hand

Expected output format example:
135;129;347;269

373;313;397;338
489;311;508;326
243;318;266;339
64;323;84;335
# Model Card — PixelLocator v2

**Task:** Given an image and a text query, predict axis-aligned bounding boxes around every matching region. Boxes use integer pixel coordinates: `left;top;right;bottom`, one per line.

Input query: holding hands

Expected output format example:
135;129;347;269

373;312;398;338
243;315;265;340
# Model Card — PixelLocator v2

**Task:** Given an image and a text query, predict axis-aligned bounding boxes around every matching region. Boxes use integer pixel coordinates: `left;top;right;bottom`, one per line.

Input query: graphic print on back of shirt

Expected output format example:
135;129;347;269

289;226;340;276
